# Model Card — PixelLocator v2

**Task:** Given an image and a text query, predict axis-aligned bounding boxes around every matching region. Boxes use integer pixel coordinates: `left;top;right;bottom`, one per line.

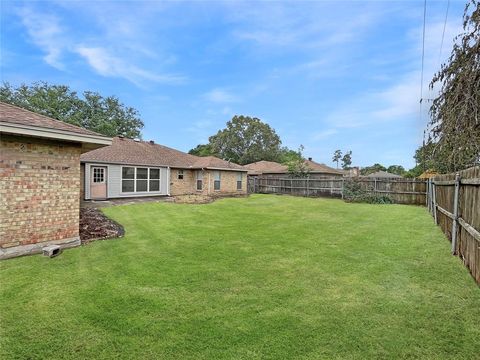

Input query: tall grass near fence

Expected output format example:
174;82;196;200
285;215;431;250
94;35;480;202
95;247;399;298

427;166;480;284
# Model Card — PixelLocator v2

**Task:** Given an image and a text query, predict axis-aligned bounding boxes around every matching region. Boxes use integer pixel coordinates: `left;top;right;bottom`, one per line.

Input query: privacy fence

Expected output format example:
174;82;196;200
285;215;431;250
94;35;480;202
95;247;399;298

427;166;480;284
248;176;426;205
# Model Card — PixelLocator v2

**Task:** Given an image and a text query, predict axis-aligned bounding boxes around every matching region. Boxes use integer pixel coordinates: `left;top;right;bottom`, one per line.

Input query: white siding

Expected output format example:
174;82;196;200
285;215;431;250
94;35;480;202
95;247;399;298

83;163;169;199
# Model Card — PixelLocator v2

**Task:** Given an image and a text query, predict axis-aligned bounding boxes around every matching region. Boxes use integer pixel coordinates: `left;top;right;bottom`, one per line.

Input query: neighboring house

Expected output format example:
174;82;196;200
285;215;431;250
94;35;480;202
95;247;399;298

340;167;360;177
80;136;247;199
0;102;111;259
365;170;403;178
245;158;343;178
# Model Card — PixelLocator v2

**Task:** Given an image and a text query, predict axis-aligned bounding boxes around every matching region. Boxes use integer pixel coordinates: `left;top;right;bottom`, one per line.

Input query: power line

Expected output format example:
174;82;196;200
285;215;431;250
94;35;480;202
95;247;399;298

438;0;450;64
420;0;427;104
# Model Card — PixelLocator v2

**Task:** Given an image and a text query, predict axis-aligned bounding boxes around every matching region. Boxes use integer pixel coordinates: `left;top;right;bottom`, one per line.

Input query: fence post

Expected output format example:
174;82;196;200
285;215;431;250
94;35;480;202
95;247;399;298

451;173;461;254
341;178;344;200
374;179;377;194
425;180;429;208
432;180;438;224
306;178;309;197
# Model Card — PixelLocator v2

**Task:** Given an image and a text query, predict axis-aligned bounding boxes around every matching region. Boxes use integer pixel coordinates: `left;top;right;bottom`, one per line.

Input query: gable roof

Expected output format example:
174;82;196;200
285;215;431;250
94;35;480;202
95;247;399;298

81;137;246;171
244;159;342;175
365;170;403;178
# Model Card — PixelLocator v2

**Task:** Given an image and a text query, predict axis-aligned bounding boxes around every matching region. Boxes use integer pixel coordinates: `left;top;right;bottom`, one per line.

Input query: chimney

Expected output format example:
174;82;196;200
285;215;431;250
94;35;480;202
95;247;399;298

149;140;155;144
308;157;312;161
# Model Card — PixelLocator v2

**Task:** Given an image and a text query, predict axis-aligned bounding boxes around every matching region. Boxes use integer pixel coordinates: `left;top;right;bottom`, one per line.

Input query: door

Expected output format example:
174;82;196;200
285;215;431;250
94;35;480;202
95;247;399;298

90;166;107;199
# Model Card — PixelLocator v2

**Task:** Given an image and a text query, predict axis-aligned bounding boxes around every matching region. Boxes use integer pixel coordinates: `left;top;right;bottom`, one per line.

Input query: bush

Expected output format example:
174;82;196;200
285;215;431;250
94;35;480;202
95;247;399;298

343;180;394;204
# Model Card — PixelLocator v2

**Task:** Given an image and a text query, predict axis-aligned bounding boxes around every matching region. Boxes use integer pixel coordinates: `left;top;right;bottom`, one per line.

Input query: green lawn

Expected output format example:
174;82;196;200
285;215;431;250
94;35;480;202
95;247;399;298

1;195;479;359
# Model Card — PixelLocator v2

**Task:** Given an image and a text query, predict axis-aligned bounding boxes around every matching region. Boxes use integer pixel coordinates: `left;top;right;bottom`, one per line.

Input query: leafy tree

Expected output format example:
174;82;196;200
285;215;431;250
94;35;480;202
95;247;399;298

387;165;406;176
188;144;215;157
0;82;144;138
360;163;387;176
427;0;480;172
286;145;310;177
208;115;282;165
278;146;303;164
332;149;342;169
341;151;352;169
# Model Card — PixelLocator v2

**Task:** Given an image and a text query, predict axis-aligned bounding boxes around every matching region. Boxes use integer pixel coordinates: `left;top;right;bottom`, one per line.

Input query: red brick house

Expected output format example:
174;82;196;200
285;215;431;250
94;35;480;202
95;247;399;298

0;102;111;259
81;136;248;199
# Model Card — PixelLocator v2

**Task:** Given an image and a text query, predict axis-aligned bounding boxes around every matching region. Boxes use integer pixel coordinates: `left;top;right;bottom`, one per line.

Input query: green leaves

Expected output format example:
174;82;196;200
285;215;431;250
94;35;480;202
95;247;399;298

0;81;144;138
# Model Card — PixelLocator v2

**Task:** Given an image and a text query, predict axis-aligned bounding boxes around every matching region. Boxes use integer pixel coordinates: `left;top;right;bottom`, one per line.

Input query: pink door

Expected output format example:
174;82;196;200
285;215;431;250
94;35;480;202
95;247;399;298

90;166;107;199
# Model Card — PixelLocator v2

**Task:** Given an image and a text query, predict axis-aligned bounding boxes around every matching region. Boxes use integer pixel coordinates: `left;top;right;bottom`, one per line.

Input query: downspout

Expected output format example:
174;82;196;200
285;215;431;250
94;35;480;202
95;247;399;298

207;169;211;194
167;167;171;196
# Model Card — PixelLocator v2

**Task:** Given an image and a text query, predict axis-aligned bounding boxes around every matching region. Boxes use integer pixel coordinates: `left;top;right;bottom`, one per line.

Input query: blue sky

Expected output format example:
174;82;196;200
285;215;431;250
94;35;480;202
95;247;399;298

1;1;466;168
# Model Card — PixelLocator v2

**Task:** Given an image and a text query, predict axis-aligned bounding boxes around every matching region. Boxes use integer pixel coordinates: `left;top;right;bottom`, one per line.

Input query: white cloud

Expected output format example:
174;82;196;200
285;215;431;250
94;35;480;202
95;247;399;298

18;8;65;69
75;46;185;86
203;88;239;103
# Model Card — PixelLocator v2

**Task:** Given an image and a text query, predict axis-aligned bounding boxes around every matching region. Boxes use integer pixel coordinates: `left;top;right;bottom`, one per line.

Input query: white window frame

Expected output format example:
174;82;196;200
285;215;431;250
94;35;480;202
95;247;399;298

213;171;221;191
121;166;162;193
92;167;106;184
177;169;184;180
196;170;203;191
236;173;243;190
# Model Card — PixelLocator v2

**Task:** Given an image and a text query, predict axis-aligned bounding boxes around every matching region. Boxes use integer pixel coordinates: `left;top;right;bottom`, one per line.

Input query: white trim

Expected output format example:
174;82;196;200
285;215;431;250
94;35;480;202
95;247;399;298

0;122;111;145
121;165;162;194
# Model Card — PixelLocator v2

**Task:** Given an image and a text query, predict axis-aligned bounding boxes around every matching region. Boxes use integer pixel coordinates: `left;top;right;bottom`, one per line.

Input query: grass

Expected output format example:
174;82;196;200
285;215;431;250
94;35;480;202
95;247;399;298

1;195;479;359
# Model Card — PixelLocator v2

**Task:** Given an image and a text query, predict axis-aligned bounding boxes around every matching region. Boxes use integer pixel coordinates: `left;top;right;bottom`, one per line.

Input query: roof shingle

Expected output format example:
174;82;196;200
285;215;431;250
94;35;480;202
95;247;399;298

81;137;246;171
0;101;102;137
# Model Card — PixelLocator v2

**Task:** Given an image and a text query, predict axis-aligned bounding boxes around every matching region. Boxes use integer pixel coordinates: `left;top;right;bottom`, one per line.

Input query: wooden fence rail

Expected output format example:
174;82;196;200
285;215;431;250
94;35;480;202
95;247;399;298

427;166;480;284
248;176;427;205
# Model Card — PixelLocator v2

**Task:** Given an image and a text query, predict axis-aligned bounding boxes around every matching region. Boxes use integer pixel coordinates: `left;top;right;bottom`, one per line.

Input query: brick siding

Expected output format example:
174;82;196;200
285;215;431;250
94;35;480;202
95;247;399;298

0;135;82;251
169;168;246;196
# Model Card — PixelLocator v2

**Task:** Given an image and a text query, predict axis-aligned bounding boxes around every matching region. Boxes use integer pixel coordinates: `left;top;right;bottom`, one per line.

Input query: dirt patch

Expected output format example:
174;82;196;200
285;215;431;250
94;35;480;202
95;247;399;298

80;208;124;244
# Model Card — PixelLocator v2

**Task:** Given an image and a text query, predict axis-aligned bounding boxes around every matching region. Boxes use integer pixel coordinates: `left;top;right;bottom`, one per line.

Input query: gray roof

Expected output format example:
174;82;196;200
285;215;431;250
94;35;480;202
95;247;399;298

366;170;403;178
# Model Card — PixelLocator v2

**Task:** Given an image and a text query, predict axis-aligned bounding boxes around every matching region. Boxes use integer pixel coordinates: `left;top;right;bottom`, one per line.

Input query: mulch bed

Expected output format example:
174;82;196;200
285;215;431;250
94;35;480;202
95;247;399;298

80;208;124;244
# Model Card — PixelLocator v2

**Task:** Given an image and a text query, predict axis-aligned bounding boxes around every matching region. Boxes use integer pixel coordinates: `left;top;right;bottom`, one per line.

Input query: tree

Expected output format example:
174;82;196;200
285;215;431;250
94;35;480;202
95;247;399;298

427;0;480;172
278;146;303;164
341;151;352;169
387;165;406;176
188;144;215;157
286;145;310;177
360;163;386;176
208;115;282;165
332;149;342;169
0;82;144;138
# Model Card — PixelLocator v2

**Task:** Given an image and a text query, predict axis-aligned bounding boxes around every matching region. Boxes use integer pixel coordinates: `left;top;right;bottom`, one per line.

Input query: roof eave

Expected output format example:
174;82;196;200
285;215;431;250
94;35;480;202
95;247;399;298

1;122;112;152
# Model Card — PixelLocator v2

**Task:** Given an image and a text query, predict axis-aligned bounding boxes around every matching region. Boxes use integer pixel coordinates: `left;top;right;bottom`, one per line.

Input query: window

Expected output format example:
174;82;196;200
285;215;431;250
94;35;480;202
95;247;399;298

236;173;243;190
122;166;162;193
213;171;221;191
136;167;148;192
196;171;203;191
177;169;184;180
93;167;105;183
149;168;160;192
122;167;135;192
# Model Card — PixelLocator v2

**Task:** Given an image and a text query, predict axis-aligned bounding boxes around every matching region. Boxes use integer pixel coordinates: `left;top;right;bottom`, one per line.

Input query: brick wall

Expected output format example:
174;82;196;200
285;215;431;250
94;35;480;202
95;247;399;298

0;135;82;256
169;168;247;196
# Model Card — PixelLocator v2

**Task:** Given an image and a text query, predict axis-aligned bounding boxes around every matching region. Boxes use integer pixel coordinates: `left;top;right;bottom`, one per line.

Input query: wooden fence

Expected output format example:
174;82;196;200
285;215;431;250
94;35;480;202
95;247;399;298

248;176;427;205
427;166;480;284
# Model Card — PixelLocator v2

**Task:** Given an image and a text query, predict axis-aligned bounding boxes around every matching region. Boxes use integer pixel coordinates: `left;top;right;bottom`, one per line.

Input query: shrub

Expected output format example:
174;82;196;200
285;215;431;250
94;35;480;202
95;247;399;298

343;180;394;204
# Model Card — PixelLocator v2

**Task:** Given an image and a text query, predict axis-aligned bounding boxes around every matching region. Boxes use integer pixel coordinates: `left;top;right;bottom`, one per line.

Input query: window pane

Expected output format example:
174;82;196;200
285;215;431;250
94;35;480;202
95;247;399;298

137;168;148;179
214;180;220;190
196;171;203;180
214;171;221;180
122;167;135;179
197;179;203;190
237;180;242;190
149;180;160;192
178;170;184;179
237;173;242;181
150;168;160;179
136;179;148;191
122;180;134;192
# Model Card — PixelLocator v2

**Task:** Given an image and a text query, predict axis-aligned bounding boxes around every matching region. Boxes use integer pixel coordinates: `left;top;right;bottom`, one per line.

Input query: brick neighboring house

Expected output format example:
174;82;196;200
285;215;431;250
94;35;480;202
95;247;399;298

80;136;248;199
245;158;343;178
0;102;111;259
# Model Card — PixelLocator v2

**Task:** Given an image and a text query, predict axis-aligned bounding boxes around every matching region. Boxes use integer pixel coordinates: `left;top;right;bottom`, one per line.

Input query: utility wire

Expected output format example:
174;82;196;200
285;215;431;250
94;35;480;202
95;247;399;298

438;0;450;64
420;0;428;170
